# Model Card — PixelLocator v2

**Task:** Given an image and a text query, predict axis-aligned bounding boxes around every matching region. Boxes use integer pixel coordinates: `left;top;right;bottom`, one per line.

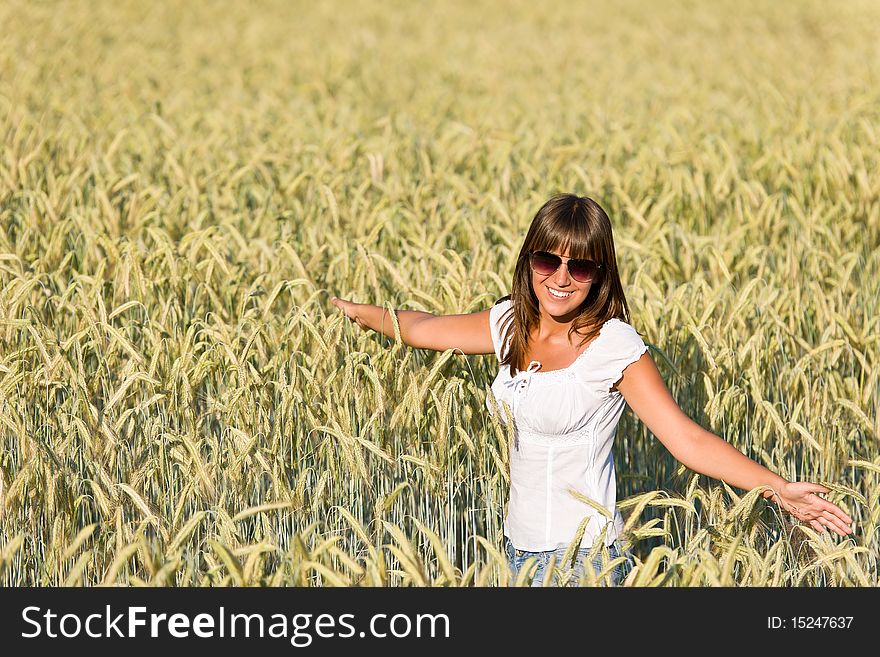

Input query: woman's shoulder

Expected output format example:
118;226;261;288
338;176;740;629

489;296;514;359
576;316;649;395
492;295;513;310
595;316;647;353
599;315;641;337
489;296;514;328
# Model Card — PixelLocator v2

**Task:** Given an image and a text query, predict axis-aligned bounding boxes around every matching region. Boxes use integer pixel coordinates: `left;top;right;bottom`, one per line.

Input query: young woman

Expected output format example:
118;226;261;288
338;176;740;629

330;193;854;587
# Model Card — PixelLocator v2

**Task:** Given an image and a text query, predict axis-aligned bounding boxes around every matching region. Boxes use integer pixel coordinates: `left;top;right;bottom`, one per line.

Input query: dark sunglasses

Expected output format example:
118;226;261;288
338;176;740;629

527;250;603;283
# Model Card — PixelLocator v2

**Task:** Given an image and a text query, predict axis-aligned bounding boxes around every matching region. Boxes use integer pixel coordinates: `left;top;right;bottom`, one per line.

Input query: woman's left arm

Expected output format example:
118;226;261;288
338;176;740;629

616;353;854;537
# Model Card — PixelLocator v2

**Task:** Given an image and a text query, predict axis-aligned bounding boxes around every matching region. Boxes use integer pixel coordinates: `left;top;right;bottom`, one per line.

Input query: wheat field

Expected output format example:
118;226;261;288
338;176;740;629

0;0;878;586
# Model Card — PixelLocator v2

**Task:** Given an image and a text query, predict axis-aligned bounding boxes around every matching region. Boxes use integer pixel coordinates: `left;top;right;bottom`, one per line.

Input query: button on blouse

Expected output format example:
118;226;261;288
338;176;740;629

501;359;542;416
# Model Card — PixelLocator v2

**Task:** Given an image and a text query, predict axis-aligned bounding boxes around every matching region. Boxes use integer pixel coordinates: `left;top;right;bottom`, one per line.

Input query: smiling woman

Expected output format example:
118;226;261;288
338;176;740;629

330;193;855;587
497;195;631;383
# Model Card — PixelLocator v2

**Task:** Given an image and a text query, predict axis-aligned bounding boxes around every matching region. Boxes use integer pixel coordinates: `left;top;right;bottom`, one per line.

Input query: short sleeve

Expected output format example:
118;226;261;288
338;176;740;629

594;319;649;395
488;298;513;361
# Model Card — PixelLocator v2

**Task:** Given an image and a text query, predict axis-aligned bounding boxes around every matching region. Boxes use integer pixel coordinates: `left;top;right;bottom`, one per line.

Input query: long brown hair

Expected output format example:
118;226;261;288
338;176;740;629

495;193;633;377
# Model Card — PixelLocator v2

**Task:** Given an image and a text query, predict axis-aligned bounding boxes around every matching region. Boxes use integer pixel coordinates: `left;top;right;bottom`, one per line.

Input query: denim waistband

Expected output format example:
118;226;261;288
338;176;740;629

510;540;620;557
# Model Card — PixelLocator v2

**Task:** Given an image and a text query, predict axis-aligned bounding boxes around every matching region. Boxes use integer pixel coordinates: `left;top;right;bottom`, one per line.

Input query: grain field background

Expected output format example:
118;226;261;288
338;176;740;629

0;0;878;585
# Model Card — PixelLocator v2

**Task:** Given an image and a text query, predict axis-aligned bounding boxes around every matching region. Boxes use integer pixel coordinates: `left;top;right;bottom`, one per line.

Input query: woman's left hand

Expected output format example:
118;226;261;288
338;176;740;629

773;482;854;537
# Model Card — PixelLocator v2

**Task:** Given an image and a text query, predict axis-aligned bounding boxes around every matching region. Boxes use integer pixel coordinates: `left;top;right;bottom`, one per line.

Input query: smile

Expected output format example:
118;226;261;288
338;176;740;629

547;287;572;299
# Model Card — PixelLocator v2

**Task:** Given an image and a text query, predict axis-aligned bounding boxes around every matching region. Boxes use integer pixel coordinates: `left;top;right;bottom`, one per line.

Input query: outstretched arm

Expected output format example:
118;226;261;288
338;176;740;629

616;353;854;537
330;296;431;341
329;295;495;354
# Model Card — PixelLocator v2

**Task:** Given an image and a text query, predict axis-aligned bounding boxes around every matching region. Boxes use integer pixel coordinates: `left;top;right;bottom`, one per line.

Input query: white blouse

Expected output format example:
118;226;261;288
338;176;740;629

485;298;649;551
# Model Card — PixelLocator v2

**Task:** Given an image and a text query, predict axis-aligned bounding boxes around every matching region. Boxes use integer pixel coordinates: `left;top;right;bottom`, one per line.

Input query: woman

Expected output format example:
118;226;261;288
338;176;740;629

330;193;854;587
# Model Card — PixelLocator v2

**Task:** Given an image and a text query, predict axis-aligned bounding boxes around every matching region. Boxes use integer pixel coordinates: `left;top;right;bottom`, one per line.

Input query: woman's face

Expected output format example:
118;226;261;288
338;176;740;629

530;246;592;320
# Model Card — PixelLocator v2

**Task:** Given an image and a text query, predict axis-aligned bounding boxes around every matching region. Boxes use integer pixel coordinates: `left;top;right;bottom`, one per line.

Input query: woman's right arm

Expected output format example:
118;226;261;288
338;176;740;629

330;296;495;355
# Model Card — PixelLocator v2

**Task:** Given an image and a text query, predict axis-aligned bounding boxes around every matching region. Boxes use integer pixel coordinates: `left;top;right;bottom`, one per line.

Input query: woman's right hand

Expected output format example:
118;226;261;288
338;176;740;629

330;296;366;329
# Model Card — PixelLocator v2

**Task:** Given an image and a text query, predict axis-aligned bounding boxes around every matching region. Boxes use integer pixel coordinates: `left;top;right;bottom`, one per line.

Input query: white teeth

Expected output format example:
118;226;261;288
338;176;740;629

548;287;572;298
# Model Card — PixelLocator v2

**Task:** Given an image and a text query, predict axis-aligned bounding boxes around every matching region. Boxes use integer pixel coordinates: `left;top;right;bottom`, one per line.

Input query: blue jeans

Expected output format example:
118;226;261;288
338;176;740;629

504;535;636;587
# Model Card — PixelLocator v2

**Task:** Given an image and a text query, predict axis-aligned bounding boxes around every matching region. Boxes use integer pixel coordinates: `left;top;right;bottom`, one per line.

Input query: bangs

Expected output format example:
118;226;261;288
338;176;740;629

535;222;601;263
